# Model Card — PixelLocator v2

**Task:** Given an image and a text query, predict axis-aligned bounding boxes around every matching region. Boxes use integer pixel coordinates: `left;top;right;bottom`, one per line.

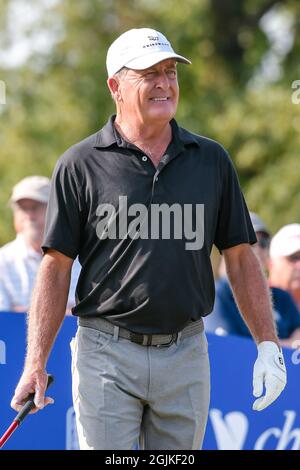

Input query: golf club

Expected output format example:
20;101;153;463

0;374;54;449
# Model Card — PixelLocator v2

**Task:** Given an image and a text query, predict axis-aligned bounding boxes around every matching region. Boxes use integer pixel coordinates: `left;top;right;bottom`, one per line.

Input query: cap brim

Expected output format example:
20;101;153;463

10;192;48;205
124;51;191;71
270;239;300;258
280;242;300;256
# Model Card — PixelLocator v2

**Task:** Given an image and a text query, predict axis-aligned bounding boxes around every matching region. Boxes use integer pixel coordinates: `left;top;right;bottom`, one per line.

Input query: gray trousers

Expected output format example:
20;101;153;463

70;325;210;450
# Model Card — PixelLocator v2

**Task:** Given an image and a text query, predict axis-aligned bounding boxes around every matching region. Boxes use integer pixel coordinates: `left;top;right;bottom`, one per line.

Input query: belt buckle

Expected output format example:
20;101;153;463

156;333;178;348
129;332;178;347
129;332;150;345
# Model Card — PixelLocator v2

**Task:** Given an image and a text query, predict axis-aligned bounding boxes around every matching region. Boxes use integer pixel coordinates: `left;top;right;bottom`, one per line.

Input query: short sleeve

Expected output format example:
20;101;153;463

214;149;256;252
42;159;83;259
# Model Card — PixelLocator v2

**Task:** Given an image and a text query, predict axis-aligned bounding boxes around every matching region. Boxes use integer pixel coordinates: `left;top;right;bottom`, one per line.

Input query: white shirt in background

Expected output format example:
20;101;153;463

0;233;80;313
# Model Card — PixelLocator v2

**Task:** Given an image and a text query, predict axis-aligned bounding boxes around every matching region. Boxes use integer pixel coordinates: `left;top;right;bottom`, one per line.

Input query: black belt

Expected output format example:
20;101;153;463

78;316;204;348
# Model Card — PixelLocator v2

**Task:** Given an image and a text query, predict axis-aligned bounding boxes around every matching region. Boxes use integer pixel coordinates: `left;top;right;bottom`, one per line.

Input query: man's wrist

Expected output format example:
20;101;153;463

24;355;47;371
257;340;281;354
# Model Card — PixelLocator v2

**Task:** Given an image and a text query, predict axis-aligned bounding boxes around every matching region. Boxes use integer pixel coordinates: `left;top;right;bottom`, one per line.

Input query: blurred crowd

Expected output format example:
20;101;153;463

0;176;81;315
1;176;300;348
205;212;300;349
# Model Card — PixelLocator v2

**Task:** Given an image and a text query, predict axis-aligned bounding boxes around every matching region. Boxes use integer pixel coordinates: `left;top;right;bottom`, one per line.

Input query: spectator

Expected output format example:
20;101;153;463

269;224;300;311
205;213;300;348
0;176;80;313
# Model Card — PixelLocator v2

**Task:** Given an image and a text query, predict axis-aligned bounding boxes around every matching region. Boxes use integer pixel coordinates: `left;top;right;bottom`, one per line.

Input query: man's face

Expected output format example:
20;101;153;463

269;250;300;292
13;198;47;241
112;59;179;125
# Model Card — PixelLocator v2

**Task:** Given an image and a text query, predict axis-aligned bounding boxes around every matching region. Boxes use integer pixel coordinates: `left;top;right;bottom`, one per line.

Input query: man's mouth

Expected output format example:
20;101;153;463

149;97;170;101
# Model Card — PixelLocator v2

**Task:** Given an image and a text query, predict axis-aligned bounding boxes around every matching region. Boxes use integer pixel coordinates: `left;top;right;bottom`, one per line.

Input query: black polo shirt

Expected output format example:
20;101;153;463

42;115;256;334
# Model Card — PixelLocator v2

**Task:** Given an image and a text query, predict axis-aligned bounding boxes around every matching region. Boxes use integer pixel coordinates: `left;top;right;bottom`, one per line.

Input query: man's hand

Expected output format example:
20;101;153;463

253;341;287;411
11;369;54;413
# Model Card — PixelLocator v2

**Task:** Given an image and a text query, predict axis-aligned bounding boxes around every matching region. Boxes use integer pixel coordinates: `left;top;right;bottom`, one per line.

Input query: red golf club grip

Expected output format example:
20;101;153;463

0;374;54;449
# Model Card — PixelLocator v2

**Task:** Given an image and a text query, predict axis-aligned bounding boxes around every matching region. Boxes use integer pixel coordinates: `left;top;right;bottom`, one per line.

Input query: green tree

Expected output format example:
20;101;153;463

0;0;299;244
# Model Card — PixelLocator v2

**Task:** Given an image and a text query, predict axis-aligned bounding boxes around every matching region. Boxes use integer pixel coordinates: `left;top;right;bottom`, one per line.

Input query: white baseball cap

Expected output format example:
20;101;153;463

269;224;300;258
106;28;191;77
10;176;51;205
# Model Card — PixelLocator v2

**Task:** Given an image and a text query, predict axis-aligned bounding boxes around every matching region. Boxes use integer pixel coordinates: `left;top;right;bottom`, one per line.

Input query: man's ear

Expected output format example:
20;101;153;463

107;77;121;101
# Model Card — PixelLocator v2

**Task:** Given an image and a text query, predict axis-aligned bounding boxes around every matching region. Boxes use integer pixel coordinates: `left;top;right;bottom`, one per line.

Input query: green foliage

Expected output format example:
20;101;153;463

0;0;299;244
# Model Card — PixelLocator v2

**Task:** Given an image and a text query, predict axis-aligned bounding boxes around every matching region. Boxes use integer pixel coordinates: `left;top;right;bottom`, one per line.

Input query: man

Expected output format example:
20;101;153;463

11;28;287;450
205;213;300;348
269;224;300;310
0;176;80;313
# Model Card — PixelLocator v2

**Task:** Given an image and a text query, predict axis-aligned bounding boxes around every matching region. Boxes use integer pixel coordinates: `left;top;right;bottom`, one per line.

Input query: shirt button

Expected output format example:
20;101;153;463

155;177;159;182
142;156;148;162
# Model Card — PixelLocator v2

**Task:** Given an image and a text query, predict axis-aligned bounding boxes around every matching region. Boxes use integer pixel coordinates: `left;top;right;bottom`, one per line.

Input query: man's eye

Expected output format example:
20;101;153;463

167;70;177;78
146;72;156;78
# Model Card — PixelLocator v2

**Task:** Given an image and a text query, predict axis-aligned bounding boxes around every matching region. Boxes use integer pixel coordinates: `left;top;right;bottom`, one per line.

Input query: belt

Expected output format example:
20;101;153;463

78;316;204;347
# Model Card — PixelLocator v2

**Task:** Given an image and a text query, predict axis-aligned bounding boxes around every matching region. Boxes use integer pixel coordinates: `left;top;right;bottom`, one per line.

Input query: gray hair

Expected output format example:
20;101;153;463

115;67;129;79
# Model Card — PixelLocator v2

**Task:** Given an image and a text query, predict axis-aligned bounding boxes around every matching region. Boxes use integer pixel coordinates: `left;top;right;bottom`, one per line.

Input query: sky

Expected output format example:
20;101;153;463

0;0;61;67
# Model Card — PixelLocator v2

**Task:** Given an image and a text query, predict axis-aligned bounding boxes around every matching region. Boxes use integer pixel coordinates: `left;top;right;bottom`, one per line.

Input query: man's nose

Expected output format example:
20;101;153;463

155;72;170;90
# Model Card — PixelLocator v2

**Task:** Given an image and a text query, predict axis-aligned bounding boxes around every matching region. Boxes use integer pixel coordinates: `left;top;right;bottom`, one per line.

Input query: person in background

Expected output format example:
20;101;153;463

269;224;300;311
0;176;80;313
205;213;300;348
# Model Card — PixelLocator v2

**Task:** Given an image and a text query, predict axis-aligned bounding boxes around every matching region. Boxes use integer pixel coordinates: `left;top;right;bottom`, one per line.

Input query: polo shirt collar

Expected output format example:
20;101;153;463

93;115;117;148
93;115;201;151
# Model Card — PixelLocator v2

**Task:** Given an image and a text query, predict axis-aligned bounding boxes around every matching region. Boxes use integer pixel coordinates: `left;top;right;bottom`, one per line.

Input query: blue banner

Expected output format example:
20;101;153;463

0;312;299;450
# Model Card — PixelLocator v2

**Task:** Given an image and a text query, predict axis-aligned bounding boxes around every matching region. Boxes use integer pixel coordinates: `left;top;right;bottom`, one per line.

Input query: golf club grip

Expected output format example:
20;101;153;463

15;374;54;424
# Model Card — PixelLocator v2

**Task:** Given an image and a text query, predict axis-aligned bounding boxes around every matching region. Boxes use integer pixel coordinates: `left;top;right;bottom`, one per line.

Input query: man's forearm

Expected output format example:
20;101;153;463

25;253;72;370
226;248;278;345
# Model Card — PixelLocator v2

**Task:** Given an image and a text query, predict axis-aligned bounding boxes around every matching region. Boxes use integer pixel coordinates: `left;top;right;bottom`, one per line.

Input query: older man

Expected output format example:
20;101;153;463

11;28;286;450
0;176;80;313
269;224;300;310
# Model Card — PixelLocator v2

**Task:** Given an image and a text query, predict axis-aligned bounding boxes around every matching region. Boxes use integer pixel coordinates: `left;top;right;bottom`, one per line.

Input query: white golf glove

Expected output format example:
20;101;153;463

253;341;287;411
